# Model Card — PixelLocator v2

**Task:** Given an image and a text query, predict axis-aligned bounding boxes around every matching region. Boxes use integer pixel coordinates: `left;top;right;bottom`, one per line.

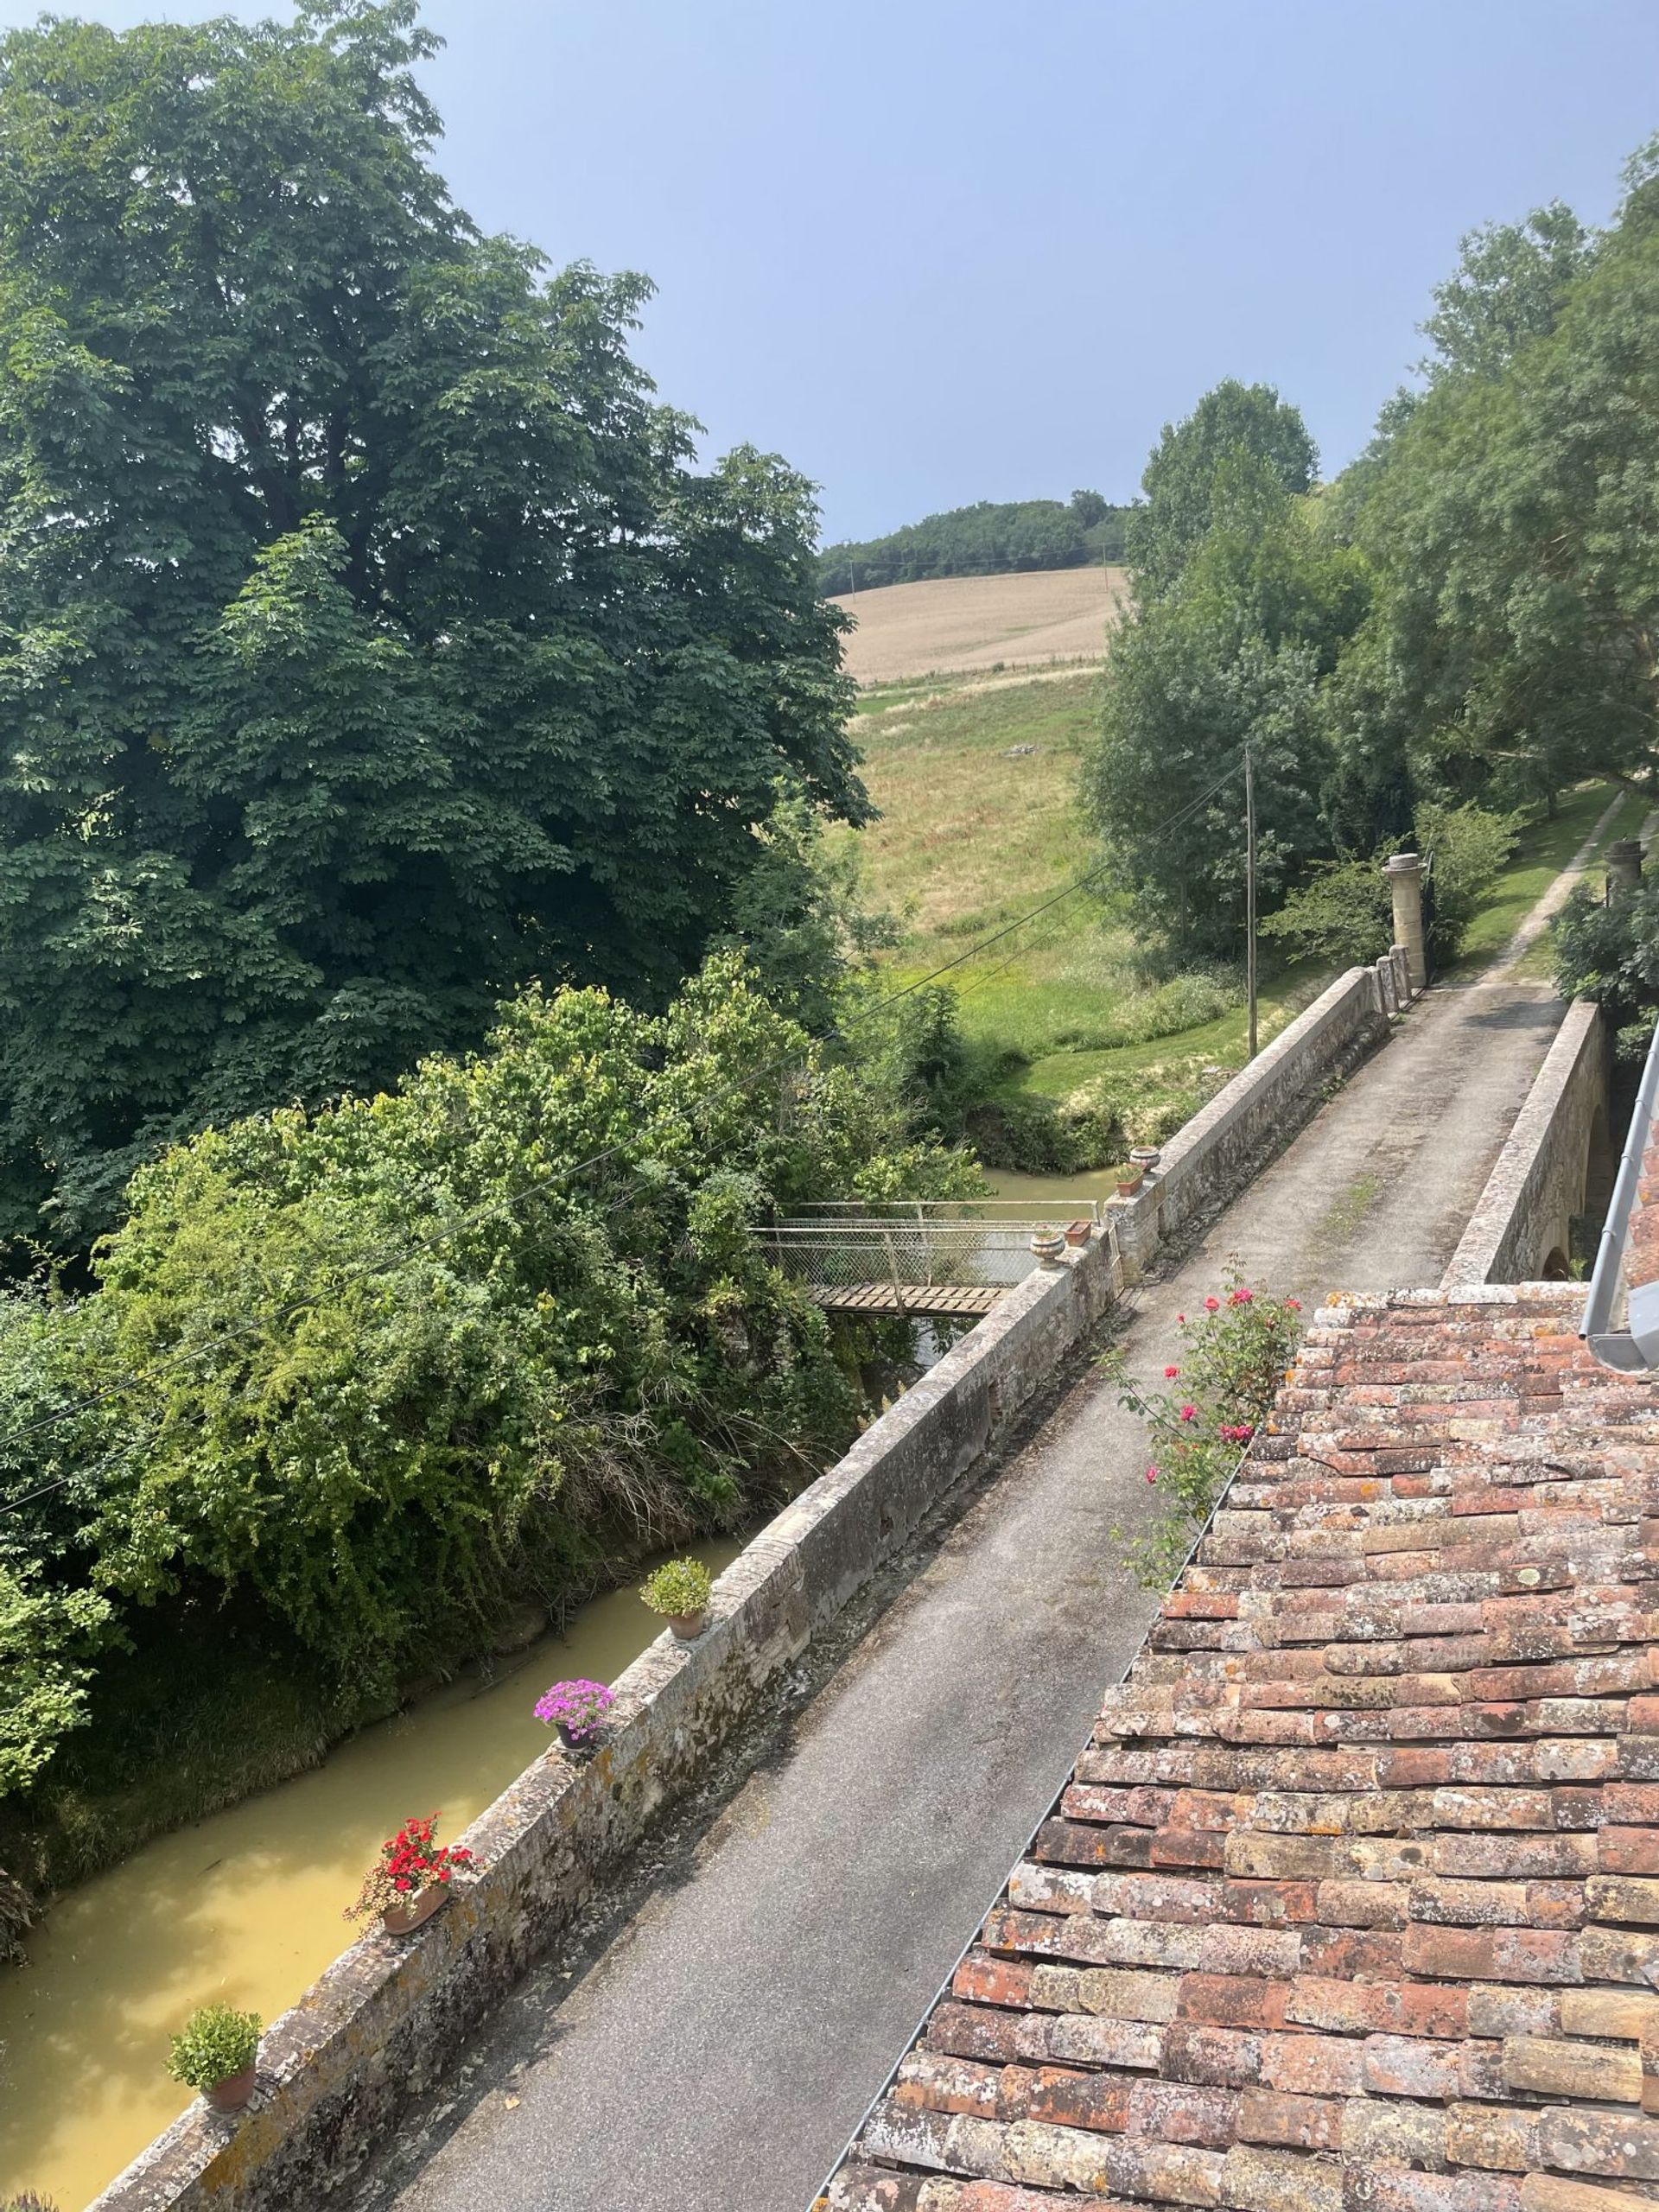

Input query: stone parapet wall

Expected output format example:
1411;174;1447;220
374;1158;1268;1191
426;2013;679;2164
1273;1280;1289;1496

86;963;1406;2212
89;1216;1120;2211
1113;964;1392;1282
1442;997;1608;1287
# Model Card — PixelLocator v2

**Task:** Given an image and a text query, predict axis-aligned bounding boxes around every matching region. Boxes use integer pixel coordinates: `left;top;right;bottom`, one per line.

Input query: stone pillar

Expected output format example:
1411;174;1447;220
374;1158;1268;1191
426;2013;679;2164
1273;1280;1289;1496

1607;838;1643;904
1384;854;1427;993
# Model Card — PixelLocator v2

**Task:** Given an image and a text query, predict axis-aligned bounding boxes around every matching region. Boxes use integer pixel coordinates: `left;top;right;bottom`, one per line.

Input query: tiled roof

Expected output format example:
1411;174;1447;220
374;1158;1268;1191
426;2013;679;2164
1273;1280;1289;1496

1627;1105;1659;1292
825;1286;1659;2212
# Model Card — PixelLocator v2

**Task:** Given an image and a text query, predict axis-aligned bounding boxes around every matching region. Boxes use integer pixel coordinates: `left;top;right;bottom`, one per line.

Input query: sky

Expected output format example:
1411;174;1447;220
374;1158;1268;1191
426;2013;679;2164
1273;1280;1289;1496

3;0;1658;543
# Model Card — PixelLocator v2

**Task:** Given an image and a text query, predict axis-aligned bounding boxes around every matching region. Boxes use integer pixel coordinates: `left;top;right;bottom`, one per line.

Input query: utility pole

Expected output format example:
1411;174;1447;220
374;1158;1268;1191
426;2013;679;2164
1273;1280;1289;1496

1244;745;1258;1062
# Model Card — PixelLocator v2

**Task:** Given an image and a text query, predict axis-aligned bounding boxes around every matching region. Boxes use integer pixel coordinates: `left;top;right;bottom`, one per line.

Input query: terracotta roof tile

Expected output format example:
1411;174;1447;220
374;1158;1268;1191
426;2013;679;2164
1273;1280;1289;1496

824;1287;1659;2212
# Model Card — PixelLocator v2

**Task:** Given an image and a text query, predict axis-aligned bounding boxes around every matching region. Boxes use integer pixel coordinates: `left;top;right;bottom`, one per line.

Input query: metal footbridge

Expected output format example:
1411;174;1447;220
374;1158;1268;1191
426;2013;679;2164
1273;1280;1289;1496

752;1199;1106;1319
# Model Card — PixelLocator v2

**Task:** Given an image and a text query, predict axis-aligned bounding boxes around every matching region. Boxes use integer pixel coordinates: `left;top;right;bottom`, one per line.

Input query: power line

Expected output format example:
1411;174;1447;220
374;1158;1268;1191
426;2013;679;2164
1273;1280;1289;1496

0;757;1244;1515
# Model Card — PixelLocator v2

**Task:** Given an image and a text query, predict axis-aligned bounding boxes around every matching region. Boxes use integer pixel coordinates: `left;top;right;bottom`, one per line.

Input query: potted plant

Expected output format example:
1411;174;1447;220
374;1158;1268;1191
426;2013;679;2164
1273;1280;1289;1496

1115;1168;1143;1198
1028;1224;1066;1264
3;2192;63;2210
166;2004;263;2114
343;1813;474;1936
1065;1218;1092;1248
534;1677;614;1750
640;1556;714;1640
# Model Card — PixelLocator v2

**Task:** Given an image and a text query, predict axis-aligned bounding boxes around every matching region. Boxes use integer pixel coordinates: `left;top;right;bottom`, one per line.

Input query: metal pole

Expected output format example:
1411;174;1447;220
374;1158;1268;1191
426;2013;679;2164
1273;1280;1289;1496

1245;744;1258;1061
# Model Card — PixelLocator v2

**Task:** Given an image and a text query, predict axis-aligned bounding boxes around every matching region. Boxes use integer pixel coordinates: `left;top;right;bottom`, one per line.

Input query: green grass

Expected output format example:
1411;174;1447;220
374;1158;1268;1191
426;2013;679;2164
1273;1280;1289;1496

842;670;1326;1159
1451;783;1636;972
843;676;1638;1171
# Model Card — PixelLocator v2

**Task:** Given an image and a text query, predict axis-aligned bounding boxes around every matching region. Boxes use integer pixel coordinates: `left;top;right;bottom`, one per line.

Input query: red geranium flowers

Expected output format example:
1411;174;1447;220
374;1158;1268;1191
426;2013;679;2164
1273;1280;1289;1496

345;1813;474;1923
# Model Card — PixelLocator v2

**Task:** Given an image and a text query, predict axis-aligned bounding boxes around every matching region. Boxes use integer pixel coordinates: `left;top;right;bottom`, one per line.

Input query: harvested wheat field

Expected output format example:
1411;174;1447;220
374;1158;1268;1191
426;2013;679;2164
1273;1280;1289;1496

830;564;1128;684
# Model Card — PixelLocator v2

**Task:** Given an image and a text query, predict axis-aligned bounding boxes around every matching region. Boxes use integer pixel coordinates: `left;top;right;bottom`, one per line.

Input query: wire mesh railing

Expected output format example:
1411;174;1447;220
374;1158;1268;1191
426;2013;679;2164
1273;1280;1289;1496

755;1203;1107;1294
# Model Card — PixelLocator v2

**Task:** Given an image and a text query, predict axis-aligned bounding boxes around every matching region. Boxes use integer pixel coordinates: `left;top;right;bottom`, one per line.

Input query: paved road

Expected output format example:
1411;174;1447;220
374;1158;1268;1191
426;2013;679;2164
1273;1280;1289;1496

363;855;1601;2212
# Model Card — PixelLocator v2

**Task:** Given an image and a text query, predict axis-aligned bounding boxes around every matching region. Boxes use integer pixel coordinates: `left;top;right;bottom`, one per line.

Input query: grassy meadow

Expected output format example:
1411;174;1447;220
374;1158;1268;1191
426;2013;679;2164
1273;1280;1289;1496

837;670;1323;1165
841;666;1635;1173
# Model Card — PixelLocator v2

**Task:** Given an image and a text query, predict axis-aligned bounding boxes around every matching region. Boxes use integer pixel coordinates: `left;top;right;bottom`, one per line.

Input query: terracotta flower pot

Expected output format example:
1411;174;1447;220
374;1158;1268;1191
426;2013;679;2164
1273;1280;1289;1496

1065;1219;1091;1248
381;1883;449;1936
666;1608;707;1641
203;2064;257;2114
1116;1174;1143;1198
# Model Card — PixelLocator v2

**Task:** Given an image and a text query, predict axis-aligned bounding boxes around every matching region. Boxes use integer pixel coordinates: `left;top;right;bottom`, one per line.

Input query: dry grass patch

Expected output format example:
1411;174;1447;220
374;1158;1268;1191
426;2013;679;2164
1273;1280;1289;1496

831;565;1128;683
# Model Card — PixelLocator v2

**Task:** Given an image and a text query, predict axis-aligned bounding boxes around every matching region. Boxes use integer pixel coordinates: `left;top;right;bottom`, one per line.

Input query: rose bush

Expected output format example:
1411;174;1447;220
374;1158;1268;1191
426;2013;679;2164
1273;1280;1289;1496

1108;1274;1302;1587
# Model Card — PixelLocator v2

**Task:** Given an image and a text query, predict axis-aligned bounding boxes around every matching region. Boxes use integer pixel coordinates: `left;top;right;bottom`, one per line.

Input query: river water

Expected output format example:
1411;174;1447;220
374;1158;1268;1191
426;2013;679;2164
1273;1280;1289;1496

0;1539;741;2210
982;1166;1124;1210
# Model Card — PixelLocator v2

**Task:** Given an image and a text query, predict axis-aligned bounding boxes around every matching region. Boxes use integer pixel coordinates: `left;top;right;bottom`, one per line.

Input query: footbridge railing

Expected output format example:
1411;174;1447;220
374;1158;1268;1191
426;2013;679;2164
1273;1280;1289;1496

753;1198;1109;1318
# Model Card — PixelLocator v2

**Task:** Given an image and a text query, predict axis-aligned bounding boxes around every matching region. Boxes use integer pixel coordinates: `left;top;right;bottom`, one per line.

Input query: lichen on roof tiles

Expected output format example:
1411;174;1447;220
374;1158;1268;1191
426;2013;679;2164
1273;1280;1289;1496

824;1285;1659;2212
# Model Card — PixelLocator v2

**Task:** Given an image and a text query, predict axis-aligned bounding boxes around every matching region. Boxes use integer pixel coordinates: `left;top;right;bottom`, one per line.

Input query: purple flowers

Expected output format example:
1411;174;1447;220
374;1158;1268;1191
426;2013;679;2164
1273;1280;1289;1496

534;1678;613;1744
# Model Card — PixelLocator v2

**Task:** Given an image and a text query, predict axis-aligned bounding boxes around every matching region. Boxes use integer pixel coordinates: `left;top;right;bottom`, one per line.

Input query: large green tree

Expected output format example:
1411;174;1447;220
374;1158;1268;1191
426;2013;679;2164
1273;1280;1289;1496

1126;378;1318;599
1087;421;1366;955
0;1;861;1244
1343;153;1659;817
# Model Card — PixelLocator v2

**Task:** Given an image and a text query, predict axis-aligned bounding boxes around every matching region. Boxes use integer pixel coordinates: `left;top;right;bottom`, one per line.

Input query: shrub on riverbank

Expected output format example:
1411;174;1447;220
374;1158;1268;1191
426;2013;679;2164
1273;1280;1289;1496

0;957;977;1846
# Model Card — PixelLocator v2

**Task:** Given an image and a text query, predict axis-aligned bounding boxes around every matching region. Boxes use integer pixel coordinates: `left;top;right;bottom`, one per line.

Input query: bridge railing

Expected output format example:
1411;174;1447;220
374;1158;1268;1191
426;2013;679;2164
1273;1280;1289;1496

779;1198;1109;1224
755;1202;1107;1293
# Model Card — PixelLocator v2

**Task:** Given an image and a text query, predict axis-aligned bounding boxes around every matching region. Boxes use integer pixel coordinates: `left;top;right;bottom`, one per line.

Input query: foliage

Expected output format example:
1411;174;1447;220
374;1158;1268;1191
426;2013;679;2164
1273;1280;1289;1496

1085;449;1368;958
0;2195;59;2212
0;2;861;1247
0;1863;30;1963
1256;855;1389;968
1127;380;1318;599
0;1561;113;1794
1414;801;1522;961
1418;204;1592;381
165;2005;262;2091
639;1556;714;1618
817;493;1131;594
0;957;979;1799
713;788;897;1034
1108;1279;1302;1589
533;1678;613;1743
1339;150;1659;817
1261;801;1519;969
1553;874;1659;1027
344;1811;472;1921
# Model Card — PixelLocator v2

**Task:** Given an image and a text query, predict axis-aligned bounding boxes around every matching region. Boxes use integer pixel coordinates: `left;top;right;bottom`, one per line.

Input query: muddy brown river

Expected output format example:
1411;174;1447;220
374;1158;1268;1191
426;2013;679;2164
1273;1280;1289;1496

0;1539;741;2209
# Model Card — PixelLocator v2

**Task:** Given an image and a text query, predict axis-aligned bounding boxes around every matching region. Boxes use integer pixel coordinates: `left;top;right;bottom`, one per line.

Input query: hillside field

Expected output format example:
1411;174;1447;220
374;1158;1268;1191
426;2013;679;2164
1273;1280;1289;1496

842;670;1633;1173
830;565;1128;684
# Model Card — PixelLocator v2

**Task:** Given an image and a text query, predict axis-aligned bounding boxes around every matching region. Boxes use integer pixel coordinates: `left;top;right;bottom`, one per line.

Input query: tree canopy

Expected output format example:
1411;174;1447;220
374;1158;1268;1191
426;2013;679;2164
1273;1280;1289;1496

0;0;861;1245
1126;379;1319;600
0;952;978;1796
1090;142;1659;971
1086;407;1365;954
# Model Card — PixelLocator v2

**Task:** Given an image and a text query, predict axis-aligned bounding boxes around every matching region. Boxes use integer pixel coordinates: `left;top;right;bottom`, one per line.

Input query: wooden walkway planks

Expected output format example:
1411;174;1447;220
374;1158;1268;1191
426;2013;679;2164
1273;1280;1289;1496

813;1283;1006;1318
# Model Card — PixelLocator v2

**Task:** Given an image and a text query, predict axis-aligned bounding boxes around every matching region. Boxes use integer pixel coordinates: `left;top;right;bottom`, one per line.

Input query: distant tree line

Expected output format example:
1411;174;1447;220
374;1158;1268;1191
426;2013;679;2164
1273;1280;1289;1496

817;491;1134;594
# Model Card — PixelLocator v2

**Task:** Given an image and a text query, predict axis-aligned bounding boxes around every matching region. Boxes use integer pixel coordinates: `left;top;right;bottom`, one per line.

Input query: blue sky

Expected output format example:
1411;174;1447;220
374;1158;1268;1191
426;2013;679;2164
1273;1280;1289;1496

4;1;1659;541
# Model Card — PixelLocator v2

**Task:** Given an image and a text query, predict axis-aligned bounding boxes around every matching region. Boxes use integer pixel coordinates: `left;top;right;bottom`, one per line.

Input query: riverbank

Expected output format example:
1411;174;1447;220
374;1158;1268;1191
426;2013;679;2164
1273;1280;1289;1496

0;1538;741;2209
